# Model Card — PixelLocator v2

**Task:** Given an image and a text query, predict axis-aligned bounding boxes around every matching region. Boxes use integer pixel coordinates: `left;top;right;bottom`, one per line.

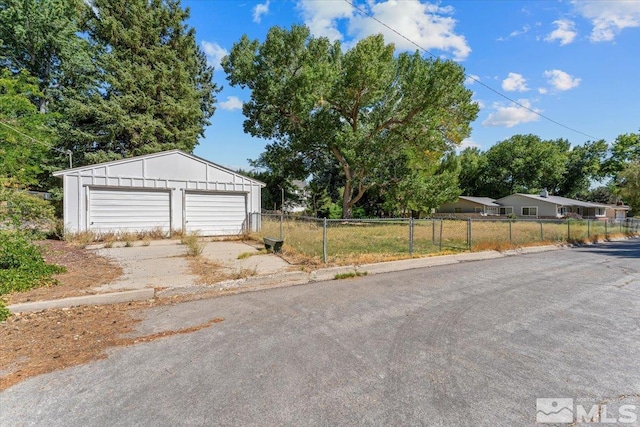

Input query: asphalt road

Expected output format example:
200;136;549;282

2;240;640;427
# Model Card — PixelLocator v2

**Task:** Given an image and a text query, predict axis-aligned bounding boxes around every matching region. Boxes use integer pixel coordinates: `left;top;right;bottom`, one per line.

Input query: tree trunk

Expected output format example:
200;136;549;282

342;180;353;219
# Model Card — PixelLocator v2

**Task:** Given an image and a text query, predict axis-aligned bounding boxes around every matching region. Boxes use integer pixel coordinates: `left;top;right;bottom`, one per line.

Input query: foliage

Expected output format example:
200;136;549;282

0;69;58;188
0;0;91;113
241;169;302;211
0;188;56;231
604;132;640;176
223;25;478;218
57;0;219;166
582;186;618;204
0;230;65;320
617;162;640;215
181;233;203;256
457;135;607;199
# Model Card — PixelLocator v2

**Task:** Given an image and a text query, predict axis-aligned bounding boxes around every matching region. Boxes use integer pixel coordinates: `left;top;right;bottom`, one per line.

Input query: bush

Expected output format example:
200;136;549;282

0;189;56;233
0;231;65;320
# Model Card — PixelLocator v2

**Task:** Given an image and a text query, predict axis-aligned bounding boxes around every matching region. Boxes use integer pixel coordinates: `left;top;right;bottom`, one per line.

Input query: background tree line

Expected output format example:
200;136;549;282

0;0;218;194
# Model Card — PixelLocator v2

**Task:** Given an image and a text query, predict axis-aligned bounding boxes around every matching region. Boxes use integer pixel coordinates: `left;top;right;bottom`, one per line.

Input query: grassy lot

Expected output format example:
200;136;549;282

253;216;638;265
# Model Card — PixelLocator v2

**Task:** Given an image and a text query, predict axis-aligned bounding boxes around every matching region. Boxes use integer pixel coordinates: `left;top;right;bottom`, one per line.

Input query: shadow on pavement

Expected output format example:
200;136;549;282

574;238;640;259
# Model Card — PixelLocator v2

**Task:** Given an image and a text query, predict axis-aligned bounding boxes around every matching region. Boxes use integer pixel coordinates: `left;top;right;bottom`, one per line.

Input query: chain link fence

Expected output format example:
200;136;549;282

250;213;640;264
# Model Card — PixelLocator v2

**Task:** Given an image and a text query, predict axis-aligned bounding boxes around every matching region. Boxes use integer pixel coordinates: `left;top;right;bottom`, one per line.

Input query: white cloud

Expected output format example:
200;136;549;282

573;0;640;42
538;87;548;95
502;73;529;92
201;41;228;70
482;99;541;128
253;1;270;24
297;0;353;41
545;19;577;45
297;0;471;61
459;138;480;151
544;69;581;91
219;96;243;111
465;74;480;85
497;24;531;41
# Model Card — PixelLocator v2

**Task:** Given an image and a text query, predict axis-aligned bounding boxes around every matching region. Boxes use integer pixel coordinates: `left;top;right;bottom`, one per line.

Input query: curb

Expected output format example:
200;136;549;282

7;289;155;314
6;245;566;313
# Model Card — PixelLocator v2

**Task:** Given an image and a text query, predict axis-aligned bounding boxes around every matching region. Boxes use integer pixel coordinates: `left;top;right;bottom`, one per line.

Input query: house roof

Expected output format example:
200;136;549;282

459;196;500;207
501;193;604;208
52;149;266;186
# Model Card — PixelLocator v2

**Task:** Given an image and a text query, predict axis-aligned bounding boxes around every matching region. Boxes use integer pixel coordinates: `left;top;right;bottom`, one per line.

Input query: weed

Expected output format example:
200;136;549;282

230;267;257;280
334;271;367;280
142;238;151;247
124;240;133;248
237;249;267;260
181;233;204;257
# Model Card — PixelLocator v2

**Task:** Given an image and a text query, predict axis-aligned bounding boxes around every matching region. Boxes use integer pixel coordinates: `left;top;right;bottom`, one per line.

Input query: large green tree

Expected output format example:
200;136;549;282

223;25;478;218
59;0;219;165
0;0;91;113
604;131;640;176
617;161;640;215
479;135;568;198
0;69;57;188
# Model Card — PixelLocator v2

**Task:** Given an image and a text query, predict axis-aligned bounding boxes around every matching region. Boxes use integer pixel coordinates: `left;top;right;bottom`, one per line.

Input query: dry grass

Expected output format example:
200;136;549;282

181;233;204;257
65;227;171;247
253;217;639;264
187;257;257;285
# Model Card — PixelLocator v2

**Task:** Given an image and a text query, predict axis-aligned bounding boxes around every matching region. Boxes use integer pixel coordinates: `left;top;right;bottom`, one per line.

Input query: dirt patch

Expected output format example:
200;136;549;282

5;240;123;304
0;298;224;391
188;256;257;285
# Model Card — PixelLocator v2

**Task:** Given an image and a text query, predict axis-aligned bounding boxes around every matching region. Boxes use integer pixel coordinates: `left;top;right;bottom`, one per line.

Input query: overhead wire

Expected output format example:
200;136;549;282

342;0;600;141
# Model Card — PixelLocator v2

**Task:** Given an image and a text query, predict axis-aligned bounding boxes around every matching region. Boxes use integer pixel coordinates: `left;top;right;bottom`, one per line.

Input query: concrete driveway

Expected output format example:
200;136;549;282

2;239;638;426
93;240;293;292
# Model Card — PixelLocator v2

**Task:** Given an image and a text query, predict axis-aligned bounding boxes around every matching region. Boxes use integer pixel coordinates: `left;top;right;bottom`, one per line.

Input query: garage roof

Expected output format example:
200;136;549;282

52;150;265;187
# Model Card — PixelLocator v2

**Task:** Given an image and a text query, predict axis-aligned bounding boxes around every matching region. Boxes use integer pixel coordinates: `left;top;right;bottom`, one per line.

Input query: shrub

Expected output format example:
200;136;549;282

181;233;204;256
0;189;56;233
0;231;65;320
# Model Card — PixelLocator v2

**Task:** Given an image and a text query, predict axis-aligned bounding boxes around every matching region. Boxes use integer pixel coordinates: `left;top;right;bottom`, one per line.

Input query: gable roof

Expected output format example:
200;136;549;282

499;193;604;208
52;149;265;186
458;196;500;207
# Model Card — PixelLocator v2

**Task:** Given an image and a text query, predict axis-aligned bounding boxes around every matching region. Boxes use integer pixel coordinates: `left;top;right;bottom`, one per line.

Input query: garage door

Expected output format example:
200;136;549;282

88;188;171;234
185;192;247;236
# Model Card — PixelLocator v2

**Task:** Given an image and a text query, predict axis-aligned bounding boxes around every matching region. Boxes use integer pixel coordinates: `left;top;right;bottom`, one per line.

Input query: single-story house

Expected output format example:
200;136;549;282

53;150;265;236
495;190;607;219
436;196;501;215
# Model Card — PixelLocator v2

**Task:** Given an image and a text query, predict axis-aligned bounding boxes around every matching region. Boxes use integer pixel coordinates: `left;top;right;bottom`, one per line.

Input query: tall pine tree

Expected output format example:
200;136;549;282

60;0;219;165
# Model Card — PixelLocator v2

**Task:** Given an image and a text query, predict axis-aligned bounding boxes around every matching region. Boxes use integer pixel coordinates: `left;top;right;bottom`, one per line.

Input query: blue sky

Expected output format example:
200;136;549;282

182;0;640;171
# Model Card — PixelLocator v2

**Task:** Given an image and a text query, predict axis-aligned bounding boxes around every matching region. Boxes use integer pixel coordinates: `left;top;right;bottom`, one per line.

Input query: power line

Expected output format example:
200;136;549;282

343;0;600;141
0;119;67;154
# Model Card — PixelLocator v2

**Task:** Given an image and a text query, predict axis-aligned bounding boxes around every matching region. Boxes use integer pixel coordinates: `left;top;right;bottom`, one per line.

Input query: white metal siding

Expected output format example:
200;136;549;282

185;192;246;236
89;188;170;234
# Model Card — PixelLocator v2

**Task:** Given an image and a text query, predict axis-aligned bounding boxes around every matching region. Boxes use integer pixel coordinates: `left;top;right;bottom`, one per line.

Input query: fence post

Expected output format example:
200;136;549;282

439;219;443;252
605;220;608;238
567;220;570;240
409;218;414;256
539;221;543;241
280;212;284;240
467;218;472;250
322;218;328;264
587;219;590;238
431;219;435;245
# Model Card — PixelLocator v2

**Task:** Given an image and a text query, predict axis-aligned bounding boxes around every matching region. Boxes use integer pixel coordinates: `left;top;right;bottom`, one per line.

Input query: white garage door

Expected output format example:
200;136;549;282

89;188;171;234
185;192;247;236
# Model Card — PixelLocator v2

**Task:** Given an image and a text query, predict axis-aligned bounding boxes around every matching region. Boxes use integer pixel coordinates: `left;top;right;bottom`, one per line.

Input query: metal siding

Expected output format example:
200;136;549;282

89;188;170;234
185;192;247;236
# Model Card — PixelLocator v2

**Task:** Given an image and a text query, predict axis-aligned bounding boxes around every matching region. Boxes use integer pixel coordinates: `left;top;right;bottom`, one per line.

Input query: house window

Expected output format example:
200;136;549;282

522;206;538;216
454;207;462;213
557;207;566;215
499;207;513;215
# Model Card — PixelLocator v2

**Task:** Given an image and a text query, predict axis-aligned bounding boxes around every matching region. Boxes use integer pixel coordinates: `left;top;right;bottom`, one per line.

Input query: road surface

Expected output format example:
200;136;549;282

2;240;639;426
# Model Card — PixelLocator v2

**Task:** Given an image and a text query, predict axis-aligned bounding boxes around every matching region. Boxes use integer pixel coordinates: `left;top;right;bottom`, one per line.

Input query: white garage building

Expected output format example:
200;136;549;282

54;150;264;236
